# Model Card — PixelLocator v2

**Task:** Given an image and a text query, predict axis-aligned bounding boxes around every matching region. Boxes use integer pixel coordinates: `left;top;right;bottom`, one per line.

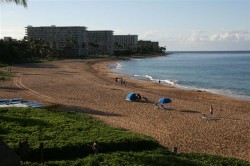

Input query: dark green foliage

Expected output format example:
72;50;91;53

0;108;159;161
0;108;249;165
0;39;53;65
136;45;166;54
21;150;250;166
0;70;12;80
0;40;27;64
26;39;51;58
178;153;250;166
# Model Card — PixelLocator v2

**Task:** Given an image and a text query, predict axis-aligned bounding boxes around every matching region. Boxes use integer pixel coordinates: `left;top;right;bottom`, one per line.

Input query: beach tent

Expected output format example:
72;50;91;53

156;98;172;110
126;92;138;101
158;98;172;104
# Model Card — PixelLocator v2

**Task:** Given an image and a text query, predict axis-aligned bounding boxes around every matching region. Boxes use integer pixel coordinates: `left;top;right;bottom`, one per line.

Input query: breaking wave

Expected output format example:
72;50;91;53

133;74;178;86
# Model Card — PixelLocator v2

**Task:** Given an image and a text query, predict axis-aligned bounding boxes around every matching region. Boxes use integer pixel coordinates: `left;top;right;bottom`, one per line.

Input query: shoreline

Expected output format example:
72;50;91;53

94;57;250;104
0;58;249;161
108;55;250;102
93;58;250;161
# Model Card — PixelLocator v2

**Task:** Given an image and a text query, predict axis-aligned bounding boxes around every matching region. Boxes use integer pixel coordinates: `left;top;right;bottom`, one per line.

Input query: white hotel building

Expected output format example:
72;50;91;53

25;25;88;56
87;31;114;55
25;25;114;56
113;35;138;50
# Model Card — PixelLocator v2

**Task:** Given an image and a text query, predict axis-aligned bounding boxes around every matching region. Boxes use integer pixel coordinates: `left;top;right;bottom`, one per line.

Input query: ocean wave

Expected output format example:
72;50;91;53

108;62;122;70
160;79;178;86
131;58;143;61
133;74;178;86
114;63;122;70
175;85;250;101
133;74;250;100
133;74;154;81
203;88;250;101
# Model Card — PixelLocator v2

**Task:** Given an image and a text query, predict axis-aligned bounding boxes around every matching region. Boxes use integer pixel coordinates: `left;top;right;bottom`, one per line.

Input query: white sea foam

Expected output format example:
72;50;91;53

131;58;142;61
133;75;178;86
161;79;178;86
115;63;122;70
175;85;250;101
134;74;154;81
203;88;250;101
110;52;250;101
133;74;250;100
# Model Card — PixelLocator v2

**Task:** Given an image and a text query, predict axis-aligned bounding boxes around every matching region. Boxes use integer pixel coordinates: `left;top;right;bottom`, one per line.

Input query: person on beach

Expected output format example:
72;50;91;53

19;138;29;163
92;141;100;154
158;80;161;84
136;93;142;100
120;77;123;85
210;105;214;115
123;79;126;85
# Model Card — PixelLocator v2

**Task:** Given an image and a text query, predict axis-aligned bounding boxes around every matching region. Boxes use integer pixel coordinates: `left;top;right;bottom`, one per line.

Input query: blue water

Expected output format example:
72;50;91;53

111;51;250;101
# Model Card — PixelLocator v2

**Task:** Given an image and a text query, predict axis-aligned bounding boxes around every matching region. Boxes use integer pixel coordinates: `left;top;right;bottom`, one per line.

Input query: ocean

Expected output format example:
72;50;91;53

111;51;250;101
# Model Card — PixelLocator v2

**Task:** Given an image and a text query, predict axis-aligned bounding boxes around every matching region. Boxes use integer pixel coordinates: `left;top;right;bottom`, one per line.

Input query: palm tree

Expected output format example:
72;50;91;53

27;39;51;58
63;39;79;56
1;0;27;7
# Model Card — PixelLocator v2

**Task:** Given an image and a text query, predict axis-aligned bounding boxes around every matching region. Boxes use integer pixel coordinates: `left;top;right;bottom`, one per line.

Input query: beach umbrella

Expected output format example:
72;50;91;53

158;98;172;104
126;92;138;101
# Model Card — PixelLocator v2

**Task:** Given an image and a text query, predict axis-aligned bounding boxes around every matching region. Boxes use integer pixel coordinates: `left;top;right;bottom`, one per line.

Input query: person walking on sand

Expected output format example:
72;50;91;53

210;105;214;115
92;141;100;154
19;138;29;163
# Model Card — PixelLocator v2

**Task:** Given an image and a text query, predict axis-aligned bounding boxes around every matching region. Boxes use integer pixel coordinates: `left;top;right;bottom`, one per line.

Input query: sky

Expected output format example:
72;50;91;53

0;0;249;51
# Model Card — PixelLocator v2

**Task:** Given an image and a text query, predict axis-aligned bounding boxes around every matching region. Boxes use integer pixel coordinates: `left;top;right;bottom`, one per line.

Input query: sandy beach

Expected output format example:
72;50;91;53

0;58;249;161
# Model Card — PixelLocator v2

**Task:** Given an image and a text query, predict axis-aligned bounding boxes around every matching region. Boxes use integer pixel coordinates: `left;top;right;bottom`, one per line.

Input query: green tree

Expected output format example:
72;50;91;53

88;41;99;56
63;39;79;56
27;39;51;58
1;0;27;7
159;46;166;53
0;39;29;64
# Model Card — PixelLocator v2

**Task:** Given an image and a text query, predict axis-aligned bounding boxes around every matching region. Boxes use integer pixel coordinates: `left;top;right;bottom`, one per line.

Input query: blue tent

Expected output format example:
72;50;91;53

158;98;172;104
126;92;138;101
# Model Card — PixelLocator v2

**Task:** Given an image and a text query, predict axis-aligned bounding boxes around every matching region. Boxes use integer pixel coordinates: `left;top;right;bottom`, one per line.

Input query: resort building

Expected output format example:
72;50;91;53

87;31;114;55
138;40;159;48
25;25;161;56
25;25;88;56
113;35;138;50
3;37;17;42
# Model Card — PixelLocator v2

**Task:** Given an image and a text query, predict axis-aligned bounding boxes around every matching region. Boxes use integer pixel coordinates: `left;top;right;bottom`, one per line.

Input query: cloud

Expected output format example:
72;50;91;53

208;31;250;41
139;29;250;51
182;30;250;43
184;30;250;42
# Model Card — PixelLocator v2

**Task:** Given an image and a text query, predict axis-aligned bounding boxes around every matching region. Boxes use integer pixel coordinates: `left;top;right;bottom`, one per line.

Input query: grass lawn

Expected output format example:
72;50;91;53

0;70;12;81
0;107;249;166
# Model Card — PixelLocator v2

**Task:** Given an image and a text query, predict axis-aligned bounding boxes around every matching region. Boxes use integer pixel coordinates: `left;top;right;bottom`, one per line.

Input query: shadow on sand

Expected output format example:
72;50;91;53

58;105;122;117
16;63;58;69
52;71;80;76
216;116;248;121
0;86;24;91
180;110;201;114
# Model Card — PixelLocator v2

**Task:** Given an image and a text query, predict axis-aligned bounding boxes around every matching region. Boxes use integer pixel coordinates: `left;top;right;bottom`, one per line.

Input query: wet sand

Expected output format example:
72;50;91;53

0;58;249;161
